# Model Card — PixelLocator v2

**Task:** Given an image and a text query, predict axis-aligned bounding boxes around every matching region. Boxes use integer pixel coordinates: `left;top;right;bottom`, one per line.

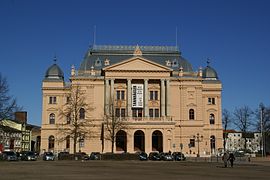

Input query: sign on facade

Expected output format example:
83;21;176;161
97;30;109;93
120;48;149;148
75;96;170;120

132;84;144;108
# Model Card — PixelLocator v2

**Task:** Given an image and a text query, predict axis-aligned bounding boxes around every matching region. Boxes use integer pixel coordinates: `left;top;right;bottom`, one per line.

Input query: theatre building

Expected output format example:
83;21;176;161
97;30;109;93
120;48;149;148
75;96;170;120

41;45;222;156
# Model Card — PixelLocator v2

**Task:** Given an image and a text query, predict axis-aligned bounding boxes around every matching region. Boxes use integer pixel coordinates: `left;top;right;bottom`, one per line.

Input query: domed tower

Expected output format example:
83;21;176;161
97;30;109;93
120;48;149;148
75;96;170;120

44;57;64;81
202;61;219;80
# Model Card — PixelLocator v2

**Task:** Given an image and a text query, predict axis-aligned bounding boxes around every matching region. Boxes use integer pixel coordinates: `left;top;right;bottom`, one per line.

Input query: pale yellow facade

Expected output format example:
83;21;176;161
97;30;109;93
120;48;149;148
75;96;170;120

41;45;222;157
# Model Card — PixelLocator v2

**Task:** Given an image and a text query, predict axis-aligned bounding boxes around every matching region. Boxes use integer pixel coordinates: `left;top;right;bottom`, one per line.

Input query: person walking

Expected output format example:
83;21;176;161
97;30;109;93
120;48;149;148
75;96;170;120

228;153;235;168
222;152;229;168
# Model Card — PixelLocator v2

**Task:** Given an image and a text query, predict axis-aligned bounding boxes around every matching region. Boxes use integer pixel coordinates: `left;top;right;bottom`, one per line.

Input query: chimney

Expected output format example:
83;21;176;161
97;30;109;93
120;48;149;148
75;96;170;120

15;111;27;123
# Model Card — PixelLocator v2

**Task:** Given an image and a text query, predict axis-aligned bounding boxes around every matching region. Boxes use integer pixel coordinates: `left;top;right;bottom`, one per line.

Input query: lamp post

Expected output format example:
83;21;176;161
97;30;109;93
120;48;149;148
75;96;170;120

260;106;264;158
193;133;203;157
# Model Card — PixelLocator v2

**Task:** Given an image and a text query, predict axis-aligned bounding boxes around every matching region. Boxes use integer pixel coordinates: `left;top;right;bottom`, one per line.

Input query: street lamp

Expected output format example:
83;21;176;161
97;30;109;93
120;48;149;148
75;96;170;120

260;106;264;157
193;133;203;157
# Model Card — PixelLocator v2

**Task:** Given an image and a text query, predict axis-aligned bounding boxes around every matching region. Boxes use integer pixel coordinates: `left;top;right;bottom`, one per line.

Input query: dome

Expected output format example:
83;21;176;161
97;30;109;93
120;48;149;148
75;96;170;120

179;57;193;72
202;65;218;80
44;63;64;81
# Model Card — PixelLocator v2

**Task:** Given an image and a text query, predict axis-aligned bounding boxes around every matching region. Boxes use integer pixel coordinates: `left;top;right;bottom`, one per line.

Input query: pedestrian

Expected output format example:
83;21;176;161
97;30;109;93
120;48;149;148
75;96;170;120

228;153;235;168
222;152;229;168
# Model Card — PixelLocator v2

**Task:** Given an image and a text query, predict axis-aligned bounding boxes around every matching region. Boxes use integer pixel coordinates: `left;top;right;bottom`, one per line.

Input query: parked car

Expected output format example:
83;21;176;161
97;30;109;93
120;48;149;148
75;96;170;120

1;151;18;161
160;152;173;161
43;152;55;161
172;152;186;161
148;152;161;161
21;151;37;161
138;152;148;161
75;152;90;160
58;152;70;160
89;152;101;160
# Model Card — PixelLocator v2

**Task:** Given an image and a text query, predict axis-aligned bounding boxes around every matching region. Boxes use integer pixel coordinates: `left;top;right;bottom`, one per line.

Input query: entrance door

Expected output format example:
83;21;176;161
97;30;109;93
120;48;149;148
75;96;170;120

134;130;145;152
152;130;163;152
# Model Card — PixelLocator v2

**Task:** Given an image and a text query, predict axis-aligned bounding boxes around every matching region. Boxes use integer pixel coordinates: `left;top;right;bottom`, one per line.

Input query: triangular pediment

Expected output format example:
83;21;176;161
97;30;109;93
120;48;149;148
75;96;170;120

103;57;172;72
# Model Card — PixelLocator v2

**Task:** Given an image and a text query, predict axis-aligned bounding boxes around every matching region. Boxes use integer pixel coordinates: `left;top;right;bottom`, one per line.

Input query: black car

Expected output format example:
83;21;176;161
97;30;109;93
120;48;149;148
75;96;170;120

1;151;18;161
89;152;101;160
75;152;90;160
138;152;148;161
148;152;161;161
43;152;55;161
21;151;37;161
160;152;173;161
172;152;186;161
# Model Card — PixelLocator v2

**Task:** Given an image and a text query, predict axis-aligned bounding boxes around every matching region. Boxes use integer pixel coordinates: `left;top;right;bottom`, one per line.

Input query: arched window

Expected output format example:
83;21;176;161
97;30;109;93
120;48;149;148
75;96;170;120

49;113;55;124
189;109;195;120
79;108;85;119
48;135;55;150
209;114;215;124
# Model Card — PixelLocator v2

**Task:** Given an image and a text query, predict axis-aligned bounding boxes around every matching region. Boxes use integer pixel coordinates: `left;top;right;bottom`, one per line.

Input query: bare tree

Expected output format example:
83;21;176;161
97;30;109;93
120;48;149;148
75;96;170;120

0;73;21;119
233;106;254;150
103;98;127;153
222;109;231;151
58;85;93;154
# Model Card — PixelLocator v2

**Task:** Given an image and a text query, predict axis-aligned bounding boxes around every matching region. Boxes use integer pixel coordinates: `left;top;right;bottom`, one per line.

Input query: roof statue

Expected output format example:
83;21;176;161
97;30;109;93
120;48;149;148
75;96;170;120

133;45;142;56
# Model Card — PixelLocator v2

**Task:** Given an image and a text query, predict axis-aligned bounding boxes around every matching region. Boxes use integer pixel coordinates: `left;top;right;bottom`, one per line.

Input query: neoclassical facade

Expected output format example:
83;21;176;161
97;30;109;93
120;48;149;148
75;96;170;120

41;45;222;157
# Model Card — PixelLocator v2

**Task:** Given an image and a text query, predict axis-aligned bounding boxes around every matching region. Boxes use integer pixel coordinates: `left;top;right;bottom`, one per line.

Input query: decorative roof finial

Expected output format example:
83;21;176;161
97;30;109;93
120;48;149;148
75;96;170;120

207;58;210;66
53;54;57;64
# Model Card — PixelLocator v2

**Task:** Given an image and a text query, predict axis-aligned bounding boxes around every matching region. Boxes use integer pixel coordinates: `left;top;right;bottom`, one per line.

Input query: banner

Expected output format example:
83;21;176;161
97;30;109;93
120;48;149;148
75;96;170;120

132;84;144;108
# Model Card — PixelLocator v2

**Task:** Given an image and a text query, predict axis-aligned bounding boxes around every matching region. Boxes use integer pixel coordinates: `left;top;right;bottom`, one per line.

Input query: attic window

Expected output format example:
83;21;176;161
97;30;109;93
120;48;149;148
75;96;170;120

104;58;110;66
172;60;178;67
95;58;101;66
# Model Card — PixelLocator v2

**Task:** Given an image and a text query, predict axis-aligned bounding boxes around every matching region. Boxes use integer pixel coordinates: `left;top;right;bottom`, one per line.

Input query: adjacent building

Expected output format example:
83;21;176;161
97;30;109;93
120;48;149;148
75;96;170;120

41;45;223;156
224;130;261;153
0;112;41;152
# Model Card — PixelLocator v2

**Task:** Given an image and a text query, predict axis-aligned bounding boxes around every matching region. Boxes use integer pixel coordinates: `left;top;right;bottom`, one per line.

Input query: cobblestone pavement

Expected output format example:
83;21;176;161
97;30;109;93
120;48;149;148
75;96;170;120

0;160;270;180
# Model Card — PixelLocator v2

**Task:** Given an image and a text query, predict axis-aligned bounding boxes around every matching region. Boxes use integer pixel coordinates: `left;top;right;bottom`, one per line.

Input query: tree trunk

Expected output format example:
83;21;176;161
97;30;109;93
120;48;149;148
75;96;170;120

73;136;77;155
111;137;114;153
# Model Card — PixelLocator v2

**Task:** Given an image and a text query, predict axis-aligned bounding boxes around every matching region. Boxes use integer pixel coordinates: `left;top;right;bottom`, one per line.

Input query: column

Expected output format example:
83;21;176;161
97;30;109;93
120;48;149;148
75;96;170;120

166;79;170;117
161;79;165;117
110;79;114;105
144;79;149;117
127;79;132;117
105;79;110;115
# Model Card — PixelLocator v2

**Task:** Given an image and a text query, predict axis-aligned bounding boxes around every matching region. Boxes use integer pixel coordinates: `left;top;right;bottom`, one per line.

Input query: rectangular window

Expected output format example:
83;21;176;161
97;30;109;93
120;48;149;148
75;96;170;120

208;98;215;105
115;108;120;117
121;108;125;117
154;91;158;100
132;109;137;117
150;91;158;100
132;109;143;117
155;109;159;117
189;139;195;147
117;90;125;100
149;109;154;117
49;96;57;104
116;108;125;117
121;90;125;100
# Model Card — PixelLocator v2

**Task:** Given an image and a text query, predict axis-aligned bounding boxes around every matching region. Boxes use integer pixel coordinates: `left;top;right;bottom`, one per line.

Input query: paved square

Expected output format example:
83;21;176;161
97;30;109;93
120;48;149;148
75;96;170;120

0;160;270;180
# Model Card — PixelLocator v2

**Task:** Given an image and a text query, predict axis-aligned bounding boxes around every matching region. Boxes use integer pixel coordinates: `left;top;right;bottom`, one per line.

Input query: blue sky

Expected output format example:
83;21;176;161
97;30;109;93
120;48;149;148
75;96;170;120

0;0;270;126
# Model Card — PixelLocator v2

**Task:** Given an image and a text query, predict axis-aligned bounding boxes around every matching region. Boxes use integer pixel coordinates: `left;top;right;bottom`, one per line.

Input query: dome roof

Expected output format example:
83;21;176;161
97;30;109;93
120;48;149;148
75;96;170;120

179;57;193;72
44;63;64;81
202;65;218;80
